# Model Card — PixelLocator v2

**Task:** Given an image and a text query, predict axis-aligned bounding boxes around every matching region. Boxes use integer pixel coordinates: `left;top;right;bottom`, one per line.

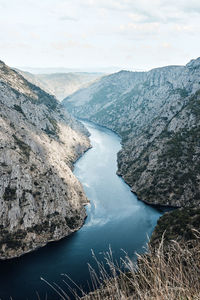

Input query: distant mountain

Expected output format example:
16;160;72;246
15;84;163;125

63;57;200;208
0;60;90;259
15;69;103;101
15;66;121;74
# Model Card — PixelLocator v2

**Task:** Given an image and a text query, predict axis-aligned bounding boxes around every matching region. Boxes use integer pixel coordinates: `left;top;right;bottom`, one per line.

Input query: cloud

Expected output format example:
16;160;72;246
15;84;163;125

162;0;200;14
0;0;7;8
117;22;161;40
59;16;78;22
128;13;149;23
120;22;160;34
52;40;94;51
173;25;192;32
81;0;200;25
0;0;199;71
30;32;40;40
162;42;171;48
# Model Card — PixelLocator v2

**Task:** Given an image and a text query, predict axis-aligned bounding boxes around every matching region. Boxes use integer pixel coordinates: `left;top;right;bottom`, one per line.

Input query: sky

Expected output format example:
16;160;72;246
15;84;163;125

0;0;200;71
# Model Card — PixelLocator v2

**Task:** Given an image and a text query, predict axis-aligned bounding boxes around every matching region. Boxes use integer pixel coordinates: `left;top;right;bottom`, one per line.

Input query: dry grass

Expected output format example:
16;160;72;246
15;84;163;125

81;231;200;300
41;231;200;300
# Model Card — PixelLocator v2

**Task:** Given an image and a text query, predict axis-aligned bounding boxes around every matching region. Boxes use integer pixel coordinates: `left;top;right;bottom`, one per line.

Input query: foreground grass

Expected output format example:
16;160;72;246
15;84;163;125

41;231;200;299
81;232;200;300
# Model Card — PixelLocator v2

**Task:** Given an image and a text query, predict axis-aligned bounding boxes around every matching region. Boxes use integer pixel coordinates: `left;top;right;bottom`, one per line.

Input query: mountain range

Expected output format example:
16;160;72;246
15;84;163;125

63;57;200;208
1;56;200;259
15;69;103;101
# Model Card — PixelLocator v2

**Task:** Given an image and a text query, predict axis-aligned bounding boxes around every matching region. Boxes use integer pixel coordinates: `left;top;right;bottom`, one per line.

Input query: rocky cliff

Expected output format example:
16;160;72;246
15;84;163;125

63;57;200;208
0;60;90;259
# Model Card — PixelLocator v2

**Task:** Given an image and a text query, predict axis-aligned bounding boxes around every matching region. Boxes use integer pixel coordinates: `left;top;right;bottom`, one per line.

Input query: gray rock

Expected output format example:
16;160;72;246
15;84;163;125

0;60;90;259
63;57;200;207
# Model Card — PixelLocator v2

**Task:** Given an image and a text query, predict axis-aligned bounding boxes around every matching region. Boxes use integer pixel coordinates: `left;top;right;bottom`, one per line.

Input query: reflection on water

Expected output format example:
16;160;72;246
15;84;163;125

0;121;162;300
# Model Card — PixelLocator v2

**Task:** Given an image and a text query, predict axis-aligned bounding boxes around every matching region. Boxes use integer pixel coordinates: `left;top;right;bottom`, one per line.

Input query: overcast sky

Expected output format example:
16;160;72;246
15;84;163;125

0;0;199;71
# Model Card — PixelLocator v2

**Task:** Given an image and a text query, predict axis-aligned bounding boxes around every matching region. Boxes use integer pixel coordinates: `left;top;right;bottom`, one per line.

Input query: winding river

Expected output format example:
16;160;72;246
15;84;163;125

0;121;162;300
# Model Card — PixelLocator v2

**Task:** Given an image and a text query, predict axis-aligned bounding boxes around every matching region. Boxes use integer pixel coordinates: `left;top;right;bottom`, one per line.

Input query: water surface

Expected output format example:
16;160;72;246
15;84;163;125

0;121;162;299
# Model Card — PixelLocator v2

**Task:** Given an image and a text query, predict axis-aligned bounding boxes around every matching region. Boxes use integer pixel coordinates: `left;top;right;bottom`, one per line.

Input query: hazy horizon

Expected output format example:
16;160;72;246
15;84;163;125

14;65;123;74
14;56;199;75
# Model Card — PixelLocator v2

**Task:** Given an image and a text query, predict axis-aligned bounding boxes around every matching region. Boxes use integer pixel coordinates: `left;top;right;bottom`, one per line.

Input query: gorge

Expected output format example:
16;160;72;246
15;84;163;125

0;120;162;299
63;57;200;209
1;57;200;299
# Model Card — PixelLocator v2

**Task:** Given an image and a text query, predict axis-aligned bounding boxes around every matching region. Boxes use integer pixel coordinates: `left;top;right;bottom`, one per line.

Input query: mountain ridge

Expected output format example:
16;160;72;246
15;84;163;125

14;68;104;101
63;57;200;208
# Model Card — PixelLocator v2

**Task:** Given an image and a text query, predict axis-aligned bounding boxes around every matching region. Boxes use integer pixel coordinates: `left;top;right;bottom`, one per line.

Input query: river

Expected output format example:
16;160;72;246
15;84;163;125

0;121;162;299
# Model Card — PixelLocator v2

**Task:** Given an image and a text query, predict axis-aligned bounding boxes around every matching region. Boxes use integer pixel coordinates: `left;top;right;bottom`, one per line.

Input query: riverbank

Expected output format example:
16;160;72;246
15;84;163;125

77;119;178;212
0;120;162;299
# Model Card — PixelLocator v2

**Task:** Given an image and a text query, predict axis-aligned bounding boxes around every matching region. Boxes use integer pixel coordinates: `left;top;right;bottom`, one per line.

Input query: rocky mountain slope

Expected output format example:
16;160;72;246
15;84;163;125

63;57;200;208
150;207;200;247
15;69;103;101
0;60;90;259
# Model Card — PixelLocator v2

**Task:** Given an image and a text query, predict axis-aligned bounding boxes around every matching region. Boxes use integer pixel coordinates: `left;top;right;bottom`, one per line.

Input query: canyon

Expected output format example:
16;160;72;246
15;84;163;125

63;57;200;208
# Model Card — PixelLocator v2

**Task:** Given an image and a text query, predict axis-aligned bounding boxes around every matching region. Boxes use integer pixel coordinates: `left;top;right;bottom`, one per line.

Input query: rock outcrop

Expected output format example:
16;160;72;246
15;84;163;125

150;207;200;247
63;57;200;207
0;60;90;259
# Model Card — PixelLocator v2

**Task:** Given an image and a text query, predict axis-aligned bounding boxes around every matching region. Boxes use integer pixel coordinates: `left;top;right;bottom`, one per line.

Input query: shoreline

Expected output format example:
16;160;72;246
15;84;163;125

78;118;179;212
0;213;89;261
0;127;92;261
78;117;122;140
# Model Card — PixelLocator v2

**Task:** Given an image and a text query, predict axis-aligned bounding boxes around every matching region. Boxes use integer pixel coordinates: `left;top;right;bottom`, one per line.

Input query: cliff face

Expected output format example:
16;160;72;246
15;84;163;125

0;60;90;259
63;57;200;207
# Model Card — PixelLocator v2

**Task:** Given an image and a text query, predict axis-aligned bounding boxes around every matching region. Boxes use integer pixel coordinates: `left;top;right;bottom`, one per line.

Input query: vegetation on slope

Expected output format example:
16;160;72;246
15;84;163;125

63;58;200;207
119;89;200;207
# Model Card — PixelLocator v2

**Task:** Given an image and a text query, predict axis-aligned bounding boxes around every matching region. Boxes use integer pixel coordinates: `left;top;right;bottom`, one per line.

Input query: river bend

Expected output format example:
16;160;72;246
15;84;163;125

0;121;162;299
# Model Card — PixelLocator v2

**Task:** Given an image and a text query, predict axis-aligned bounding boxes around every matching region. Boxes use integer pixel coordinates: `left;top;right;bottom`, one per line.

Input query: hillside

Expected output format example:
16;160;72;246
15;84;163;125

63;57;200;207
15;69;103;101
0;60;90;259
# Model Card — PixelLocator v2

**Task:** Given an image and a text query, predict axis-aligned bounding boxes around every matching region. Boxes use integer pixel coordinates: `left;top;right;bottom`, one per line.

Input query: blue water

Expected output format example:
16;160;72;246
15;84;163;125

0;121;162;299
